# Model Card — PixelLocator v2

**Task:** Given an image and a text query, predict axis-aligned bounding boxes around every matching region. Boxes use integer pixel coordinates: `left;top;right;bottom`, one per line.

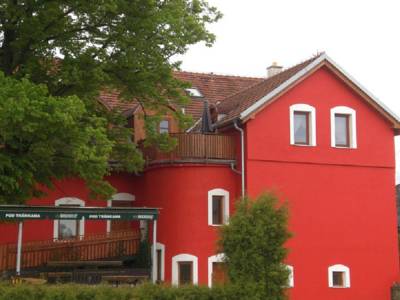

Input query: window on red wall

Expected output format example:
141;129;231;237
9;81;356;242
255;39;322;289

212;195;224;225
293;111;310;145
334;114;350;147
178;261;193;285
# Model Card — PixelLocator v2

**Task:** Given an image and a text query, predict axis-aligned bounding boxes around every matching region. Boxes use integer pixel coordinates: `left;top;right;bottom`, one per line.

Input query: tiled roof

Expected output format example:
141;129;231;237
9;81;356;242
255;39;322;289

99;71;263;118
216;54;324;126
174;71;264;119
99;90;139;112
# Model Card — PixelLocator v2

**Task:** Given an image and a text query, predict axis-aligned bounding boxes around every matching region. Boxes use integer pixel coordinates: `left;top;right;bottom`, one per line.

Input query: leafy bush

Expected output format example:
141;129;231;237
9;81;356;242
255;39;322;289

0;283;255;300
219;193;292;300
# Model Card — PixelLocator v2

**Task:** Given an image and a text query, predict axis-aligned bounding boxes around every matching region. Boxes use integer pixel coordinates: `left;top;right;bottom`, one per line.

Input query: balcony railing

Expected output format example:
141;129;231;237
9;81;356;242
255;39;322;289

140;133;236;163
0;229;141;272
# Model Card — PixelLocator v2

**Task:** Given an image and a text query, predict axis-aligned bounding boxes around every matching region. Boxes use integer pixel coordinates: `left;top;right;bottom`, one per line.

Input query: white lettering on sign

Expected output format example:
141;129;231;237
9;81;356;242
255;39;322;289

88;214;121;219
14;213;40;218
138;215;153;220
59;214;78;219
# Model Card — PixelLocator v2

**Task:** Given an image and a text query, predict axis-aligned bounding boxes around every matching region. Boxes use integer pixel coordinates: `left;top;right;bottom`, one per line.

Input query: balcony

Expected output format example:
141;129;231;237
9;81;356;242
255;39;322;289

140;133;236;165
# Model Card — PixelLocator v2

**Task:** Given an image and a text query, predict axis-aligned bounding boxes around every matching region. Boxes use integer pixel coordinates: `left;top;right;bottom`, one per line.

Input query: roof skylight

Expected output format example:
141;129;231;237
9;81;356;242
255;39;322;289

185;88;203;98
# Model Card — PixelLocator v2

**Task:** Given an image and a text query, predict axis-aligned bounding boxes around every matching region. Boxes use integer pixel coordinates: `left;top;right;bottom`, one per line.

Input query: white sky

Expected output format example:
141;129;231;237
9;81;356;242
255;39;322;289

177;0;400;183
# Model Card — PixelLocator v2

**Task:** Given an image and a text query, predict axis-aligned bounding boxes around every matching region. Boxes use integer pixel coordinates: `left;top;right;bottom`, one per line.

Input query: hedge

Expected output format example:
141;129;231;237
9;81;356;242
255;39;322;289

0;283;262;300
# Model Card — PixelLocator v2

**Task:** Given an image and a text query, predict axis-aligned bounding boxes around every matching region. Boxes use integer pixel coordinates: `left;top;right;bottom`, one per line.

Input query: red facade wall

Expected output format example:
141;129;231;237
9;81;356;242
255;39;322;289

142;164;238;284
245;66;399;300
0;173;140;245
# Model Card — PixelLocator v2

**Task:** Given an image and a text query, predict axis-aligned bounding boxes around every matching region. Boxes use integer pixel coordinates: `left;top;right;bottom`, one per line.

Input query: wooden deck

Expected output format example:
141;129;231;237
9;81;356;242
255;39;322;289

140;133;236;163
0;229;141;272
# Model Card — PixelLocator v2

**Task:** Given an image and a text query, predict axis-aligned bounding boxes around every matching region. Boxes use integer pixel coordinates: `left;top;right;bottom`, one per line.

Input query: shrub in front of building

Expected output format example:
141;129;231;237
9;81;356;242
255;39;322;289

219;193;292;300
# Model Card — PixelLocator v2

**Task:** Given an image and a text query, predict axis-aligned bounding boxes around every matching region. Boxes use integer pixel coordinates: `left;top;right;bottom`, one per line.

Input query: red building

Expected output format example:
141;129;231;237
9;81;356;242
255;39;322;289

1;53;399;299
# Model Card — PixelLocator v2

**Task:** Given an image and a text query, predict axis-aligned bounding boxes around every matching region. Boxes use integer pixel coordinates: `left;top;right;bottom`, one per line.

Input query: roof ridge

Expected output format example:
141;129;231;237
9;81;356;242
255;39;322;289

216;53;325;124
218;54;324;109
174;70;264;80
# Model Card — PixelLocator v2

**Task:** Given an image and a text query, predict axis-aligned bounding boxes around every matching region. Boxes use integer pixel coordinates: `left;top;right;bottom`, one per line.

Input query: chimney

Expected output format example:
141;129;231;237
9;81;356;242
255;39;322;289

267;62;283;77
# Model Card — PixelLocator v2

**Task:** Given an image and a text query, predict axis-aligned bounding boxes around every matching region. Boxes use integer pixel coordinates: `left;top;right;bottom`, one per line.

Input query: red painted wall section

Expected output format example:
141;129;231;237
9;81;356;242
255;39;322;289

142;164;237;285
0;173;141;245
245;66;399;300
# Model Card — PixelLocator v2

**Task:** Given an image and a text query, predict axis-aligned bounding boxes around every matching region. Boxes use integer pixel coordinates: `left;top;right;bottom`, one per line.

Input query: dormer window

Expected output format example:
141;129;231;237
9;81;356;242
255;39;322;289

185;88;203;98
289;104;316;146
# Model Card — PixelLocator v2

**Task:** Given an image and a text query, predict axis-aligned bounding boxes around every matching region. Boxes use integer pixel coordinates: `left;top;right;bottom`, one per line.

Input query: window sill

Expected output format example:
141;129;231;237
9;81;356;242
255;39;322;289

291;143;316;147
329;286;350;289
332;146;356;149
208;224;225;227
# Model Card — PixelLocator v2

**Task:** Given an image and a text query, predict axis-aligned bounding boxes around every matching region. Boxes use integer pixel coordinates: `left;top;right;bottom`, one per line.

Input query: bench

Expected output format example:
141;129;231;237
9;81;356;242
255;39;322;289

102;275;148;286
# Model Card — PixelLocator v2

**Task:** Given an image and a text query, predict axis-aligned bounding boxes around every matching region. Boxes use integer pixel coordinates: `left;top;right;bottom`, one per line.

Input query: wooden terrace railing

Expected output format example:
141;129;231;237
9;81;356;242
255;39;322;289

0;229;141;272
140;133;236;163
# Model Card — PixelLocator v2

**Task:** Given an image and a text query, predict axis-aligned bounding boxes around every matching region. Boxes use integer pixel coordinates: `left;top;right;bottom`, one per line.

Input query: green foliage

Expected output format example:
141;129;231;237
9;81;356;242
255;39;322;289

0;283;255;300
0;73;121;204
219;193;292;300
0;0;221;203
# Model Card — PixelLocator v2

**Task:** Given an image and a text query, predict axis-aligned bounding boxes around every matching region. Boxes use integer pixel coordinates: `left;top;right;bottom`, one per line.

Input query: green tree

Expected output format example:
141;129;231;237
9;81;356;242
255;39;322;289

219;193;291;300
0;0;221;204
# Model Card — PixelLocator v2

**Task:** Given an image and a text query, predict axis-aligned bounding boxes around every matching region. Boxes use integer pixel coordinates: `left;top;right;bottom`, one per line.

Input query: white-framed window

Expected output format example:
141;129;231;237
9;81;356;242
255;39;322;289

151;242;165;282
289;104;316;146
159;120;169;134
330;106;357;148
208;188;229;226
172;254;198;286
328;264;350;288
106;193;135;233
208;253;226;287
286;265;294;288
53;197;85;240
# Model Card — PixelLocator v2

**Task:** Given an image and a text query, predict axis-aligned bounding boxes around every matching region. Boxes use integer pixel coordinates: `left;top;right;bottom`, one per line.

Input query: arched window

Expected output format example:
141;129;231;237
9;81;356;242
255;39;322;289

330;106;357;148
328;264;351;288
208;189;229;226
289;104;317;146
208;253;226;287
172;254;198;285
286;265;294;288
53;197;85;240
151;242;165;282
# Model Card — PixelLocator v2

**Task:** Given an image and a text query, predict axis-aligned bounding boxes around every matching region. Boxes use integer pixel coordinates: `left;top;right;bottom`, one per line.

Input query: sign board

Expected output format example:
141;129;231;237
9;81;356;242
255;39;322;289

0;206;158;221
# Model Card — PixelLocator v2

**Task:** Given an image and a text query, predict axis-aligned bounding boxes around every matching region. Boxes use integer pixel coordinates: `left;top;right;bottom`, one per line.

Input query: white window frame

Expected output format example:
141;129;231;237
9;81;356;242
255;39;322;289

328;264;351;288
106;193;135;233
208;253;225;287
289;104;316;146
208;188;230;226
330;106;357;148
151;242;165;281
285;265;294;288
53;197;85;240
172;253;198;285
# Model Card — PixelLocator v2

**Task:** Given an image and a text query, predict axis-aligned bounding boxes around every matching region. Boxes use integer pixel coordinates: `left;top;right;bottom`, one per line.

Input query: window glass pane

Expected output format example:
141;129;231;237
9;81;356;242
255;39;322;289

159;120;169;133
156;249;162;282
212;196;223;225
332;271;344;286
294;112;309;144
335;114;349;146
179;262;192;285
59;219;77;239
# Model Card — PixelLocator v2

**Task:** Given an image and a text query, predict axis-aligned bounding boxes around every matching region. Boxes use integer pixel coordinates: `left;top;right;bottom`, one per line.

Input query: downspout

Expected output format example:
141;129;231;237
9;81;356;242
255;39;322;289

234;120;245;199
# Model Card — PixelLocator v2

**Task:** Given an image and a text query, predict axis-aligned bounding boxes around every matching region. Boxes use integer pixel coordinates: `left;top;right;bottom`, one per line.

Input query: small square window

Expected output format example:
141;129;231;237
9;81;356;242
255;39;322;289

185;88;203;98
334;114;350;147
212;195;224;225
178;261;193;285
159;120;169;134
293;111;310;145
328;264;350;288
